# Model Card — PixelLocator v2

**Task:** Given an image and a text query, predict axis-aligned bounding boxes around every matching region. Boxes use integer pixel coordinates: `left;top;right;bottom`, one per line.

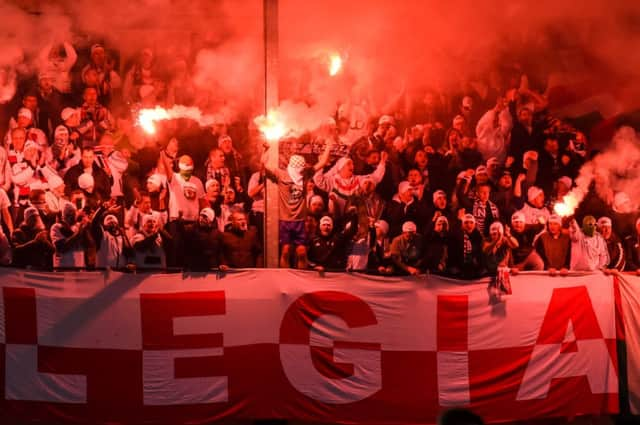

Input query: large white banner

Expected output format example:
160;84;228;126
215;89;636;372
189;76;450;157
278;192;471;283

615;273;640;414
0;268;620;424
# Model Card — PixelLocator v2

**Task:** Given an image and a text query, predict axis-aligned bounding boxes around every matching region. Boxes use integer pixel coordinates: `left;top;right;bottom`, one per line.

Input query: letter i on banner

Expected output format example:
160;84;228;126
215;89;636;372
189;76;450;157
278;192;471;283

437;295;470;406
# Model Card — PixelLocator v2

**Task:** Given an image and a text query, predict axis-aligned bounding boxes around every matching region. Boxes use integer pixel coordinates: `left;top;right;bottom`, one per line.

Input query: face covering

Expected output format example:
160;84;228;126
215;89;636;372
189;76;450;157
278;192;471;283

179;162;194;180
582;216;596;237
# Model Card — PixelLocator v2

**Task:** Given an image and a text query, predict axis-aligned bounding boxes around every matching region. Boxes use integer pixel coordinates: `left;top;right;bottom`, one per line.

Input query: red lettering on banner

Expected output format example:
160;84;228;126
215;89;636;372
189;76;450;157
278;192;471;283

279;291;382;404
537;286;604;343
140;291;228;405
517;286;617;400
4;287;37;344
3;288;88;404
141;291;225;349
437;295;468;351
37;346;142;407
437;295;470;406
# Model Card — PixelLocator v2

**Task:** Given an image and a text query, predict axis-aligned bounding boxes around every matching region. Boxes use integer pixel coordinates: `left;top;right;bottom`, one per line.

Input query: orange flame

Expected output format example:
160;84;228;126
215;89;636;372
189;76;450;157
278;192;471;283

138;106;170;134
254;109;288;142
328;54;343;76
554;192;581;217
137;105;220;134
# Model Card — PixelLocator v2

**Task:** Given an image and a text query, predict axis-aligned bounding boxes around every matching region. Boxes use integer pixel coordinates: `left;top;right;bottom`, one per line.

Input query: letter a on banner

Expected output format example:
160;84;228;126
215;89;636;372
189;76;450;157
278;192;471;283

279;291;382;404
517;286;618;400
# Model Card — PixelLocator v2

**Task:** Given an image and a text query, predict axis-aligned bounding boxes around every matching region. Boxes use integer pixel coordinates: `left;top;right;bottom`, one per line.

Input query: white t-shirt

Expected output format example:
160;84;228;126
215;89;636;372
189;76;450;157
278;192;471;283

168;173;205;221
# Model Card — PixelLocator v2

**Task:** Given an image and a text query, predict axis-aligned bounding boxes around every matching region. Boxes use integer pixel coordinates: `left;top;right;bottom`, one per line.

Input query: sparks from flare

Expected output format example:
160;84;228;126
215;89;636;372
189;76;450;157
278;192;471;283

328;53;343;76
554;192;582;217
138;107;169;134
137;105;219;135
255;109;288;142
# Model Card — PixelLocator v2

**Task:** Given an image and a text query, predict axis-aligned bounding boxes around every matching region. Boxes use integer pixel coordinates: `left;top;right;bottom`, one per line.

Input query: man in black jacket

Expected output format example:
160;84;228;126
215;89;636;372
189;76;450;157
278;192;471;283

447;214;484;279
510;211;545;271
383;181;429;238
507;107;544;172
308;210;358;271
219;208;262;269
64;146;112;201
182;208;221;271
624;217;640;274
424;216;450;273
12;206;54;268
390;221;425;275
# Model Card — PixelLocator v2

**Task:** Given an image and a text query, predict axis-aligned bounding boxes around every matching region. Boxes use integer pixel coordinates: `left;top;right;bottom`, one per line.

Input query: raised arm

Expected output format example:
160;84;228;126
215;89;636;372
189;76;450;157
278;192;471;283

363;151;388;185
60;42;78;70
569;219;580;242
260;144;278;178
313;139;333;171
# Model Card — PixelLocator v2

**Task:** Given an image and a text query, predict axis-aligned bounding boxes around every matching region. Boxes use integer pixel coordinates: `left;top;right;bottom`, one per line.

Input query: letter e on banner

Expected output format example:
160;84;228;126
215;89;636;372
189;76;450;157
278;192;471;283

517;286;618;400
140;291;227;405
279;291;382;404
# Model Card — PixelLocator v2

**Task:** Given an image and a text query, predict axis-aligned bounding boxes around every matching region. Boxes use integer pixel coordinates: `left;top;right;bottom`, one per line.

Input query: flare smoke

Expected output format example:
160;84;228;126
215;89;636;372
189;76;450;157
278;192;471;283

557;126;640;216
0;0;638;128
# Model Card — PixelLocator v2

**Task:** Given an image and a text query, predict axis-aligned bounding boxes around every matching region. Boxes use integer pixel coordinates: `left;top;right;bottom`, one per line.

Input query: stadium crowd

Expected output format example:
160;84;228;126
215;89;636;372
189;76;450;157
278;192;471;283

0;39;637;277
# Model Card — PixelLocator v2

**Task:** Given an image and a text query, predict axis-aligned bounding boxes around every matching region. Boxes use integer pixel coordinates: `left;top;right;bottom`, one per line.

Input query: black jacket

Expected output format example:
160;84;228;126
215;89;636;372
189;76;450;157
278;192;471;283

64;162;112;201
423;229;449;273
182;224;221;270
308;214;358;270
447;225;484;278
624;234;640;271
383;197;430;239
11;225;54;269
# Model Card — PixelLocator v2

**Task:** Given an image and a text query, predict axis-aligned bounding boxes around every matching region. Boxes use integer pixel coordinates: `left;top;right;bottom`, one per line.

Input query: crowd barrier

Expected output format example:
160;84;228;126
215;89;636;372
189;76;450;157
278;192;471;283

0;267;636;424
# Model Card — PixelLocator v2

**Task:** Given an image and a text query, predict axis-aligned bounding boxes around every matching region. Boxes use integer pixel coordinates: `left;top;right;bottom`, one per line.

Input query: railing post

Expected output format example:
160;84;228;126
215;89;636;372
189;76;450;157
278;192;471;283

263;0;280;268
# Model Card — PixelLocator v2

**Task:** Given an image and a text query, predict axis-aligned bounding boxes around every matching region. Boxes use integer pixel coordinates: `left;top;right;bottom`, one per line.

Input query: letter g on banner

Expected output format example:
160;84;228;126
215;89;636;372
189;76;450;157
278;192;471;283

279;291;382;403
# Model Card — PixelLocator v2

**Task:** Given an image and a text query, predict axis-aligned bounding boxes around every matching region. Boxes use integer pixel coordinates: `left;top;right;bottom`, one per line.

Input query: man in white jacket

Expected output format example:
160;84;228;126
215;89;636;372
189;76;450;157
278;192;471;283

313;152;387;219
517;186;551;225
570;216;609;271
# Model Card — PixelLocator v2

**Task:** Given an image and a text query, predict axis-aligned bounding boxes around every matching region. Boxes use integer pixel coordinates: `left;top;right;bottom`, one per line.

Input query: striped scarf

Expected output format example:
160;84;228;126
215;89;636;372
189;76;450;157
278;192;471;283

472;199;499;235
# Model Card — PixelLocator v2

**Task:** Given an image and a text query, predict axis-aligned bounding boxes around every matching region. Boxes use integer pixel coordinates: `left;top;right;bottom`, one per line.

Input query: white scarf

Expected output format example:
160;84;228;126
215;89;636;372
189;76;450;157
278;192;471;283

287;165;304;186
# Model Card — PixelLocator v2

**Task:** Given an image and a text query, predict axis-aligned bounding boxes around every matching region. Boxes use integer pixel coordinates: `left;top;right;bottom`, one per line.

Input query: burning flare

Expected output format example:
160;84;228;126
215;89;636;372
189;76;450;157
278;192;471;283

554;190;584;217
137;105;220;134
254;109;288;142
138;107;168;134
328;53;343;76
